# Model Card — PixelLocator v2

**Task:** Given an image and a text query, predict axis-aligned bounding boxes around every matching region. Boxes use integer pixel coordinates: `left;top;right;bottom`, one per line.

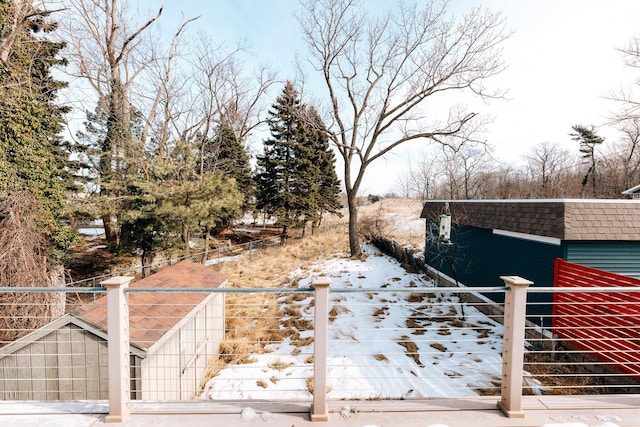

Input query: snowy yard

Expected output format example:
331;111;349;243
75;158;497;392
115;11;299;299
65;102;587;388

202;245;509;400
199;199;625;427
202;245;624;427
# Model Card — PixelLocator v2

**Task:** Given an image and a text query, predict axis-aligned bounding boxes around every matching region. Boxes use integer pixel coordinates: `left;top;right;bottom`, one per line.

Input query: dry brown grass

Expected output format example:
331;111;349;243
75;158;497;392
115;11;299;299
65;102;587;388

406;314;429;335
202;200;424;389
306;377;332;394
475;375;503;396
282;315;314;331
430;343;448;352
268;359;296;371
220;227;348;289
372;306;387;318
437;325;452;336
406;293;427;303
329;304;352;322
355;198;424;248
374;353;389;362
203;227;348;382
523;352;607;395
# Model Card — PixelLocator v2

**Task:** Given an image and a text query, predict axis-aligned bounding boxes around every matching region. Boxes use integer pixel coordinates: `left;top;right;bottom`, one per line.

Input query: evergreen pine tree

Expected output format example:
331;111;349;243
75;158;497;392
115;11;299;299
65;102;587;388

202;119;255;217
255;81;341;235
305;106;342;230
255;82;305;234
0;3;77;340
571;124;604;197
117;138;243;275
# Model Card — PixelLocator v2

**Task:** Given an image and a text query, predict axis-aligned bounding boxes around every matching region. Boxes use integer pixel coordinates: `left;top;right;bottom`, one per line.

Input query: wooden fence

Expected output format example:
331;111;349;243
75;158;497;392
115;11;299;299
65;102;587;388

552;258;640;377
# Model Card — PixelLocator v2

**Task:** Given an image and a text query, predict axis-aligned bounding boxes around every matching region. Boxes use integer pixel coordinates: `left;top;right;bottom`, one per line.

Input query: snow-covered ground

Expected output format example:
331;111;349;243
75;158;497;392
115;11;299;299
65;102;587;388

201;199;624;426
202;245;506;400
204;246;623;427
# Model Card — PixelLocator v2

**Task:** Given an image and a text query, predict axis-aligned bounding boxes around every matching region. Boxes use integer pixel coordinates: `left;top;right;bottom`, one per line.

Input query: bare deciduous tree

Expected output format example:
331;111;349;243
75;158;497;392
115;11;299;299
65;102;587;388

298;0;508;255
609;36;640;122
188;35;276;175
0;194;65;345
394;150;442;201
63;0;163;243
0;0;65;63
524;142;573;198
616;118;640;189
0;0;31;63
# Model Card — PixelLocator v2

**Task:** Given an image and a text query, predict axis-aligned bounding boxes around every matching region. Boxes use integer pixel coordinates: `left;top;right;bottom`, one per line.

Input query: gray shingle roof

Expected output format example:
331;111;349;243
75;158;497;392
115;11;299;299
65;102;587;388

420;199;640;240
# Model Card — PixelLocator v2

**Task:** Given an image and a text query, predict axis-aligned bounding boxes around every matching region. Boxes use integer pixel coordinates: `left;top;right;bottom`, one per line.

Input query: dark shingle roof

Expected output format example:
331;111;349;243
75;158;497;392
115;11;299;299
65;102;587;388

72;260;226;350
420;199;640;240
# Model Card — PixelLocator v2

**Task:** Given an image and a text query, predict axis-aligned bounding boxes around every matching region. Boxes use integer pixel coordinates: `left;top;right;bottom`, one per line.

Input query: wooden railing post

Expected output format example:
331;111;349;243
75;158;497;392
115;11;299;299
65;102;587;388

311;277;331;422
102;276;134;423
497;275;532;418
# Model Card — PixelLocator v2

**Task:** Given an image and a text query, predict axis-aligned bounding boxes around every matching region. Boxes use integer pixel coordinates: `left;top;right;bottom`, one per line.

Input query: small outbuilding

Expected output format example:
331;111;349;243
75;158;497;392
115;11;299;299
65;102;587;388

0;259;226;401
623;184;640;200
421;199;640;315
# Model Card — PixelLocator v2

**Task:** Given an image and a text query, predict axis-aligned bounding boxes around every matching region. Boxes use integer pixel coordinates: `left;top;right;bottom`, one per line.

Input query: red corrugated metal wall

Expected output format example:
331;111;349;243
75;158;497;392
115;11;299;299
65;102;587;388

553;259;640;376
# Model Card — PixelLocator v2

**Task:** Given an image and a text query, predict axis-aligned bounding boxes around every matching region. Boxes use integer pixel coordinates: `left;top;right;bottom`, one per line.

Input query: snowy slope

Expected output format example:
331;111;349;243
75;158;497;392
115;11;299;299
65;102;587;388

202;245;505;400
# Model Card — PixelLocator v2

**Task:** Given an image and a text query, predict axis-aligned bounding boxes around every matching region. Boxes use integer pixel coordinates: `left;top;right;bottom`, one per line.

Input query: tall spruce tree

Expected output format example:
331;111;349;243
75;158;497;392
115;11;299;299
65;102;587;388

201;119;255;223
255;81;341;235
306;106;342;230
255;82;303;235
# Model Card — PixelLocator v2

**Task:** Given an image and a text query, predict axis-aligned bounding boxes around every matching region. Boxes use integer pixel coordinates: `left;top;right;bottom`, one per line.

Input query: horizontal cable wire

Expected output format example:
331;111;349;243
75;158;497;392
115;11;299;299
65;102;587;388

3;284;640;401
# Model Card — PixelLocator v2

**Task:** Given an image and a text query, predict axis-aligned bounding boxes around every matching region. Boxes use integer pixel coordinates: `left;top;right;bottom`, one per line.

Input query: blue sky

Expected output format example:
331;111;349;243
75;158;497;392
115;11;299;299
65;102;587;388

137;0;640;194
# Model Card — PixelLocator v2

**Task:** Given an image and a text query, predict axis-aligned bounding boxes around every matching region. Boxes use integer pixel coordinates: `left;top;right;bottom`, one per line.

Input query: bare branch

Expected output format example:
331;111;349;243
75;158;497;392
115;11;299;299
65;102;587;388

115;6;163;64
299;0;508;255
0;1;64;62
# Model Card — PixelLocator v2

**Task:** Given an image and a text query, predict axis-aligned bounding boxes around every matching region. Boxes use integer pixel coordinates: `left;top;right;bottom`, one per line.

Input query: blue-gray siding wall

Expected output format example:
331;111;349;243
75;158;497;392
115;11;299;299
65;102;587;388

425;225;562;318
564;241;640;279
425;225;561;287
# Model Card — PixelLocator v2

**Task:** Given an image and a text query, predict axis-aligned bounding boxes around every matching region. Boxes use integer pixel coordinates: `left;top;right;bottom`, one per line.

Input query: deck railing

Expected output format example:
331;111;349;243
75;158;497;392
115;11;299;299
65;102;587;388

2;276;640;423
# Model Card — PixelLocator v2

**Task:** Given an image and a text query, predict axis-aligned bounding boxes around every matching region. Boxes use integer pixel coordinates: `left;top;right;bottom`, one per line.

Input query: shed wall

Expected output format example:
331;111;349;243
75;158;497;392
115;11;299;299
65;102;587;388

425;224;561;317
140;293;224;400
0;324;108;400
1;293;223;401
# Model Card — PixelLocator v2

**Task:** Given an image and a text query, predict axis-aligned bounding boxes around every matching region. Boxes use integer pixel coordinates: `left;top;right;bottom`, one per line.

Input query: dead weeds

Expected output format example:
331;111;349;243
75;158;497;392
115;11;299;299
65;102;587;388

396;335;424;367
203;227;348;382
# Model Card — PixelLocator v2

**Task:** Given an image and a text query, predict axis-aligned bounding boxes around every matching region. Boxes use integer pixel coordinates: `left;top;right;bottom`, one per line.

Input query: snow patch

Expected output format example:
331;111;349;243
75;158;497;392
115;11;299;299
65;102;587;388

234;228;262;234
240;407;256;421
259;411;274;421
596;415;622;422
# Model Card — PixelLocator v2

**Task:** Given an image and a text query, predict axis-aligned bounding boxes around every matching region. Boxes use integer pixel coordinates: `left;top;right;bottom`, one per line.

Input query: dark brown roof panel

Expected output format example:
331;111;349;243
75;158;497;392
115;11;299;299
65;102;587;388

73;260;227;350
